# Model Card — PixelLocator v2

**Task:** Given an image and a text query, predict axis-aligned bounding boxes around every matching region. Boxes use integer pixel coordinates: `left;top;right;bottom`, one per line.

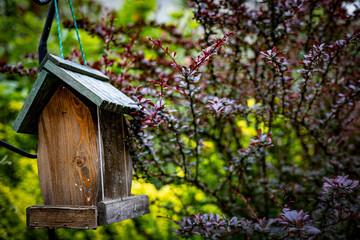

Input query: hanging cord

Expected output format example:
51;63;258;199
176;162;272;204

68;0;87;66
53;0;64;59
52;0;87;65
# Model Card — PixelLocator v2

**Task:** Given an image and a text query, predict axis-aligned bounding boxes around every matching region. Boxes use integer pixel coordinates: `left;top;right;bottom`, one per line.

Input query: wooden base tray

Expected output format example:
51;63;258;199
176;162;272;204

98;195;150;225
27;205;97;229
27;195;149;229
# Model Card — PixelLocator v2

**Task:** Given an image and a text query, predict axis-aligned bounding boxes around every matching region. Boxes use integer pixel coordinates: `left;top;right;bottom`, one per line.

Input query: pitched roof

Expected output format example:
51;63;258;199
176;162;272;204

12;54;138;134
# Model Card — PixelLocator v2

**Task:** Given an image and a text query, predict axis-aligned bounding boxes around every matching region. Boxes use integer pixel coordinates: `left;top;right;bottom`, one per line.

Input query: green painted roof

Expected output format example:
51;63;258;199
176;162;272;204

12;54;138;135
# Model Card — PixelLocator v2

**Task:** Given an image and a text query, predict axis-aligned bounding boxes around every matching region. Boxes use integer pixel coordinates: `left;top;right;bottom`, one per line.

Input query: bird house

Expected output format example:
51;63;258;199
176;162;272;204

12;54;149;229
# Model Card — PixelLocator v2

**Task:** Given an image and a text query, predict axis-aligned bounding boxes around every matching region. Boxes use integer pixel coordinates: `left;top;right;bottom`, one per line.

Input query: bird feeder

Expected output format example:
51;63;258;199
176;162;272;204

12;54;149;229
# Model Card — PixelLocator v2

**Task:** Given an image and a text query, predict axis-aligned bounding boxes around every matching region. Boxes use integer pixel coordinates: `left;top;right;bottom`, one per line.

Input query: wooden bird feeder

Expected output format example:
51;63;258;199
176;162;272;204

12;54;149;229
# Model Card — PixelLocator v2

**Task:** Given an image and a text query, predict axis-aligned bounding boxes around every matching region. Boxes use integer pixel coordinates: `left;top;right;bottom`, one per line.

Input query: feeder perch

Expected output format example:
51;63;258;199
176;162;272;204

12;54;149;229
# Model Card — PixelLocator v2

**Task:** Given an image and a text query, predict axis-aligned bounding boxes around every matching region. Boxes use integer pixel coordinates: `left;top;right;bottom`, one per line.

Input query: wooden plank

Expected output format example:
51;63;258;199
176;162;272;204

97;195;150;225
12;70;60;134
44;61;139;113
99;109;132;200
37;85;101;206
39;54;109;82
27;205;97;229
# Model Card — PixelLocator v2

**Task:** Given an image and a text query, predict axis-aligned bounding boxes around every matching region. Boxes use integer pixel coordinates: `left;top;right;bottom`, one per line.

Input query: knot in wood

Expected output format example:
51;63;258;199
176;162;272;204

74;97;80;105
74;156;85;167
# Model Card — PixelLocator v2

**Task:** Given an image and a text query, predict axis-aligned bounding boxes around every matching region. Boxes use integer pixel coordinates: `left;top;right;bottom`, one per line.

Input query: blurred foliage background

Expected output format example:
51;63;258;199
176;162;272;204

1;0;359;239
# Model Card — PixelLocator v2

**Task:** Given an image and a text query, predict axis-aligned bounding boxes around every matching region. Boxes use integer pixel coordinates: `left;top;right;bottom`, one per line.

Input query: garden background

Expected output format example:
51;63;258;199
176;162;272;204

0;0;359;239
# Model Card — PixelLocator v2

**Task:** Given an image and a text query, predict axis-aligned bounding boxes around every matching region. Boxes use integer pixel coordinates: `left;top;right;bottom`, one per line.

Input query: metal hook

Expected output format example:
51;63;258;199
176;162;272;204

0;140;37;159
0;0;54;159
32;0;52;5
37;0;59;64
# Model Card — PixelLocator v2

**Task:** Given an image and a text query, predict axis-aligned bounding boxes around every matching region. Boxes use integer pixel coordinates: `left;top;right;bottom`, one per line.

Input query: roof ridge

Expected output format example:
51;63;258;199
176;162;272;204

39;54;108;82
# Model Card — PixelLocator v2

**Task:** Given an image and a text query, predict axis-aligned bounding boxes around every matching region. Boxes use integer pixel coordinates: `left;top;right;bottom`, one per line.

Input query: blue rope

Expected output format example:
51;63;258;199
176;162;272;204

68;0;87;66
53;0;64;59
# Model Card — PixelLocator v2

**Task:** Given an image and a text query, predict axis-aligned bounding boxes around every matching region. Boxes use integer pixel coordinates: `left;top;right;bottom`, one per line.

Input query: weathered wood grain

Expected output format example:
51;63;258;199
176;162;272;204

39;54;109;82
97;195;150;225
99;109;132;200
12;70;60;134
37;85;100;206
44;61;139;113
27;205;97;229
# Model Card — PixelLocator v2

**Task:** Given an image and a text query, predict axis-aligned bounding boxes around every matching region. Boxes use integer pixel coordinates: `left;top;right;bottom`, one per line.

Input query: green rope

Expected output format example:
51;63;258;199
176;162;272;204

52;0;87;65
53;0;64;59
68;0;87;66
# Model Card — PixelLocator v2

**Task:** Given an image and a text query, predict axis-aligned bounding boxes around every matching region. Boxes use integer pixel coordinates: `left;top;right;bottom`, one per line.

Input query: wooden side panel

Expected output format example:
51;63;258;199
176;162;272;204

99;109;132;200
27;205;97;229
37;85;100;206
97;195;149;225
